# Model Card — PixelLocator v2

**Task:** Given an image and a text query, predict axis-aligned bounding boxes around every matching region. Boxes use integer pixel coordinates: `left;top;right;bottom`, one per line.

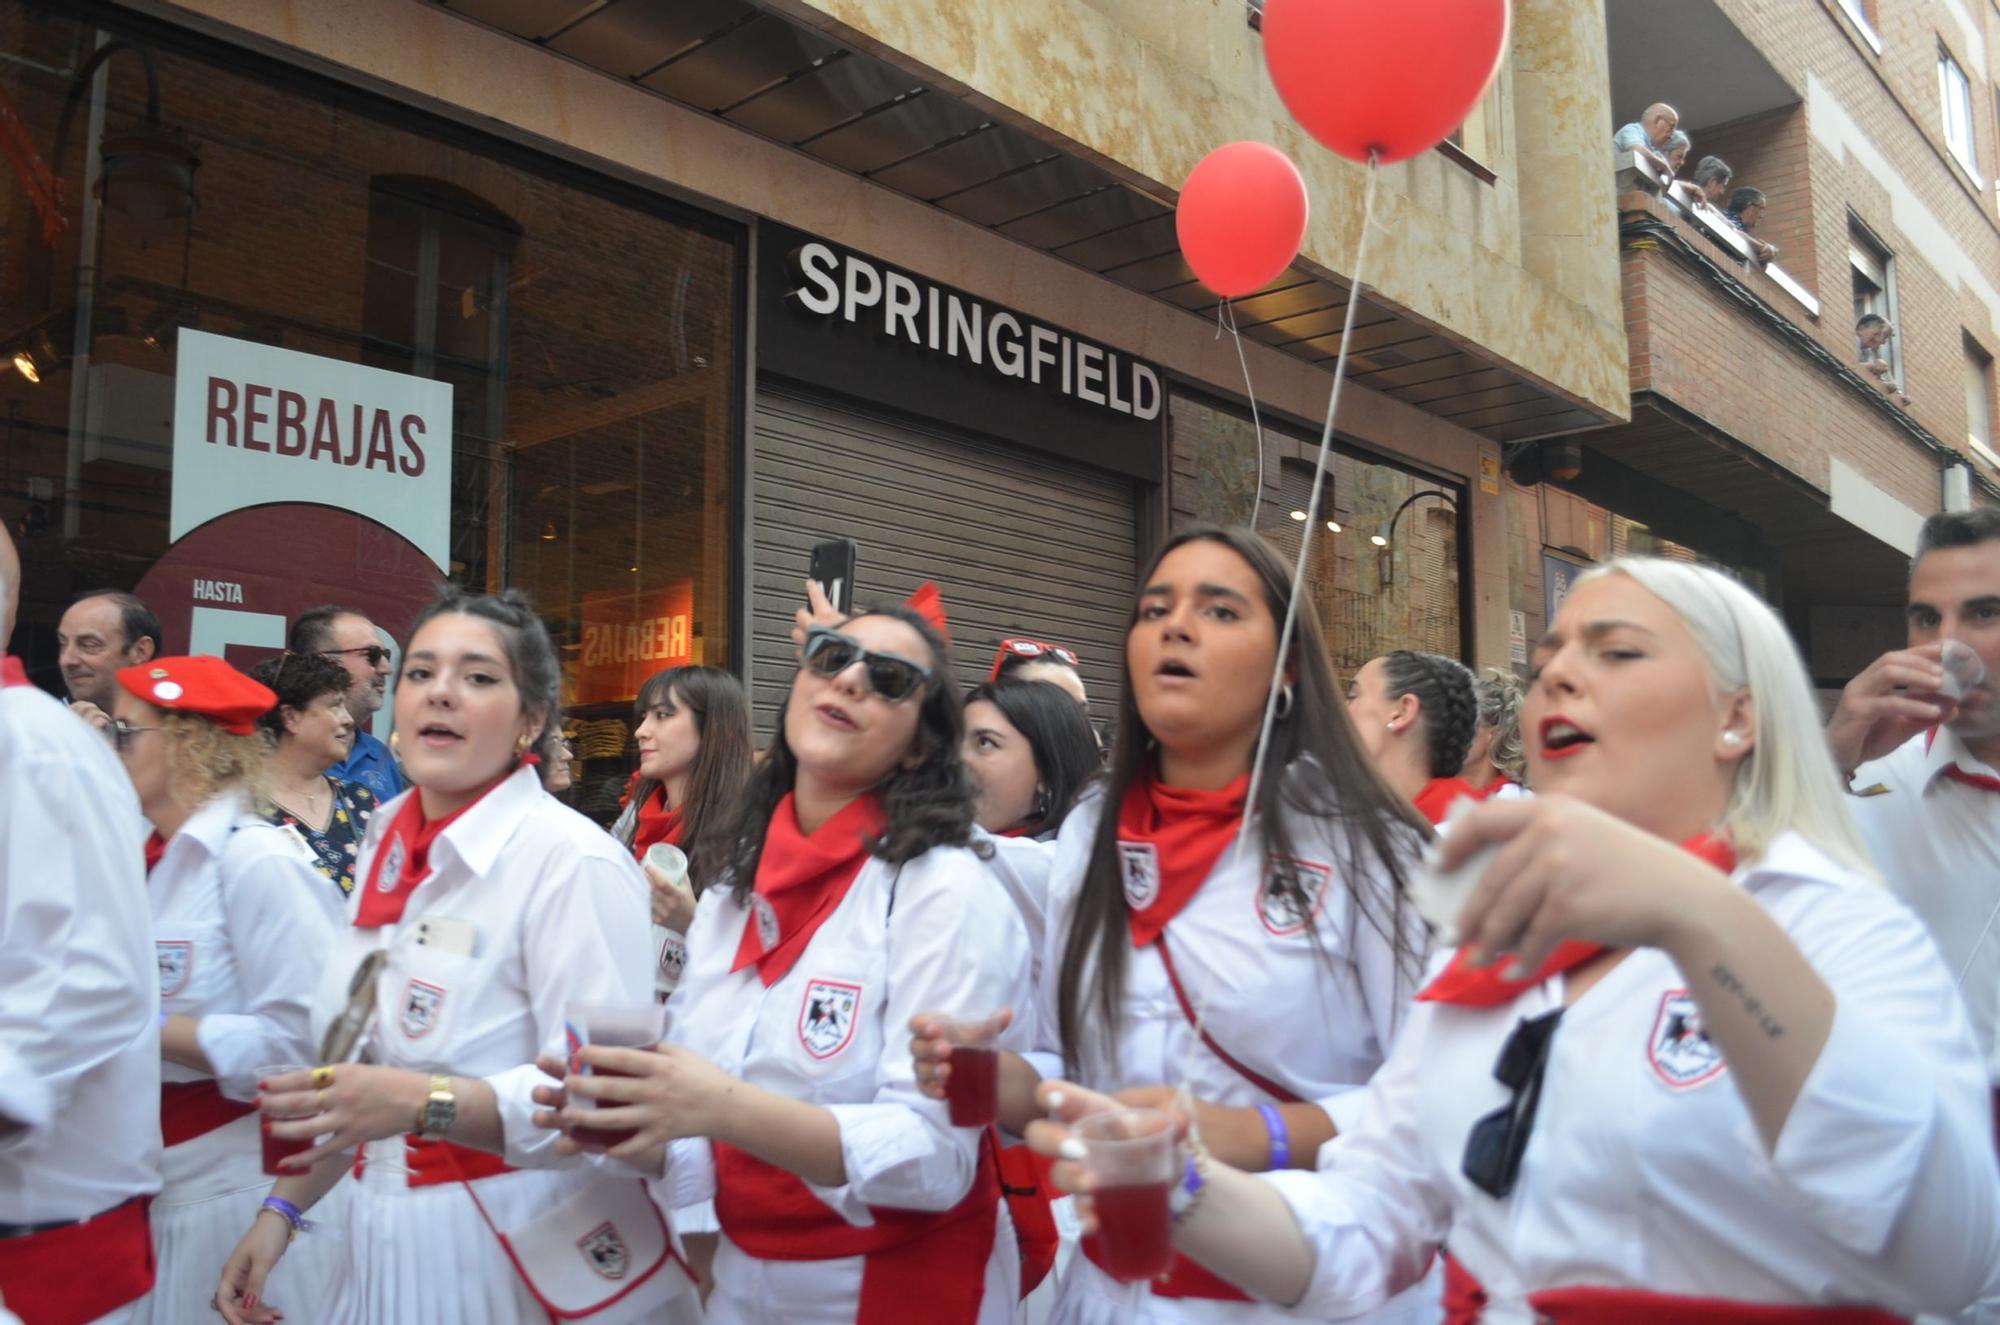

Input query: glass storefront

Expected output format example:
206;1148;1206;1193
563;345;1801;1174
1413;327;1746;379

2;2;738;816
1169;392;1465;677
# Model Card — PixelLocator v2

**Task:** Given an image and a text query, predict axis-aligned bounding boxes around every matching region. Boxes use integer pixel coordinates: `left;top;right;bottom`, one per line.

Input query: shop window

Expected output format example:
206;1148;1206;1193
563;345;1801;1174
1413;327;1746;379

1849;222;1902;388
1965;334;1997;467
1941;44;1981;178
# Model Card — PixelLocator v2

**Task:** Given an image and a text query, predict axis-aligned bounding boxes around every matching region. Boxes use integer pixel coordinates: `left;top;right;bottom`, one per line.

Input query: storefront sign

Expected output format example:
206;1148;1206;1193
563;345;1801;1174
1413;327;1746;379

171;329;454;570
577;581;696;705
788;241;1162;423
1543;550;1590;629
757;225;1163;484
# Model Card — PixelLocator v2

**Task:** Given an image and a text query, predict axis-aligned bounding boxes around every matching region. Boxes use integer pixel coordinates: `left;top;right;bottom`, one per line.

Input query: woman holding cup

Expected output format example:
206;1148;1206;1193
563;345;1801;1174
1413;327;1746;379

542;599;1035;1325
914;525;1434;1325
107;656;341;1324
1031;557;2000;1322
212;590;701;1325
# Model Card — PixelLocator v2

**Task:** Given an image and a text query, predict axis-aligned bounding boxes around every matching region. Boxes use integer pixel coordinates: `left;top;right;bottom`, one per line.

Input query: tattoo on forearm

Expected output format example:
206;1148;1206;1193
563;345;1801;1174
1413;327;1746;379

1708;963;1785;1040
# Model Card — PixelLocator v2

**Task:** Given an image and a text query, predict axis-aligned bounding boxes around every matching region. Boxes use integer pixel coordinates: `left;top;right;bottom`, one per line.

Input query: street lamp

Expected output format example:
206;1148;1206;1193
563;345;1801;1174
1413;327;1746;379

1375;489;1460;583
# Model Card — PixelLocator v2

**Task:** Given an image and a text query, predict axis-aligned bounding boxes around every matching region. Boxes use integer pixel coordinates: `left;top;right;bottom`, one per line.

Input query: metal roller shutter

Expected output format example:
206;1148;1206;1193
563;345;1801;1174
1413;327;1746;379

750;389;1138;735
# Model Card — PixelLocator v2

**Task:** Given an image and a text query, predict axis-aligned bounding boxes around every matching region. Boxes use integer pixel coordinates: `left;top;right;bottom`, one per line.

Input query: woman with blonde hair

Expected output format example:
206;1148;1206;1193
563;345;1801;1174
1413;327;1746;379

1460;669;1527;798
109;656;341;1324
1029;556;2000;1322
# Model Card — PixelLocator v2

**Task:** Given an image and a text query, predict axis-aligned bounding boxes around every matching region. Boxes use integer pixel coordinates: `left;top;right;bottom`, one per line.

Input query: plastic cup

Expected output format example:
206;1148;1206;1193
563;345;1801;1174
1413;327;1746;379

1940;639;1987;702
1075;1107;1177;1284
643;843;689;886
565;1002;661;1149
934;1010;1006;1128
644;845;691;996
256;1062;314;1175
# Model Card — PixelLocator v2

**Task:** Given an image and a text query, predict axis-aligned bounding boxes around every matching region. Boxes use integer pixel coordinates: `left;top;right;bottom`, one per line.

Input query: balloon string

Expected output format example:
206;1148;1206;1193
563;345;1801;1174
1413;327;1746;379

1175;153;1383;1132
1217;299;1268;529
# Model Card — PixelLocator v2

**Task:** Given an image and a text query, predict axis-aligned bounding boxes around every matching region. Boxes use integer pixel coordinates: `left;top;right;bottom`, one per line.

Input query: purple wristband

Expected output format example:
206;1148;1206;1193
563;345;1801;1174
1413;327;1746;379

262;1195;310;1232
157;1012;167;1030
1258;1103;1290;1170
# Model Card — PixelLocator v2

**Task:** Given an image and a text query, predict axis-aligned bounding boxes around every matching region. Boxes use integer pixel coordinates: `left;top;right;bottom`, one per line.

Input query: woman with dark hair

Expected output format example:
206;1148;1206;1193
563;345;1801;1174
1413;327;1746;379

963;678;1099;840
992;638;1090;707
541;603;1034;1325
914;525;1435;1325
613;664;754;893
215;588;699;1325
1345;649;1482;824
249;651;377;908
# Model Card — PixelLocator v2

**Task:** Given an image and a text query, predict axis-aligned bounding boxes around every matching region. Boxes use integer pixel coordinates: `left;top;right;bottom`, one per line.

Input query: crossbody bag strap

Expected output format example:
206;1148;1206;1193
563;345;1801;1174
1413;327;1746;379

1154;930;1303;1104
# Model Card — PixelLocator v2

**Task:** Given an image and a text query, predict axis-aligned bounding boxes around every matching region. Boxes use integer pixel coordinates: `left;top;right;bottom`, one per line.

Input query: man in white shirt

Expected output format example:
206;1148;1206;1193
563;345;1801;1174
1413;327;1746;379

1830;508;2000;1110
0;522;162;1322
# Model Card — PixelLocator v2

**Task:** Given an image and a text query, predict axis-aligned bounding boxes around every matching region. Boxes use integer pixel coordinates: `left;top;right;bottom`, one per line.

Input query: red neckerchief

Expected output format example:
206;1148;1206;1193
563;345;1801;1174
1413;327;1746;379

143;831;167;876
0;657;28;688
1413;776;1483;826
1117;768;1251;948
1927;726;2000;793
352;775;508;928
1419;832;1739;1006
731;793;886;986
632;784;685;858
1480;775;1517;797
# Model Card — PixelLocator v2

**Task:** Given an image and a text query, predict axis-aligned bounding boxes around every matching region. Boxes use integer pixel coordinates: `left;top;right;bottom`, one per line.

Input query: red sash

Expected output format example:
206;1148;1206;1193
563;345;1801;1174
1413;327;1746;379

995;1140;1059;1297
0;1195;155;1325
713;1138;1000;1323
159;1080;256;1147
1117;771;1250;948
1527;1287;1905;1324
351;1135;515;1188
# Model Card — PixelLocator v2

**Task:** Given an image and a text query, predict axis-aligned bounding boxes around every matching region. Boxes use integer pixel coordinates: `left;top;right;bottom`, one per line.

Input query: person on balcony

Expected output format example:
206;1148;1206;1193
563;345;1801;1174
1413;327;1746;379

1723;186;1778;265
1690;155;1733;206
1856;315;1910;403
1661;129;1691;177
1612;101;1679;173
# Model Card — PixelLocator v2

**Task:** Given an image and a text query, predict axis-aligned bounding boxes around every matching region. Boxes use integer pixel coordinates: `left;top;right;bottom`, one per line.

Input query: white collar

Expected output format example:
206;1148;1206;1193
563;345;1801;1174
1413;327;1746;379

425;764;544;878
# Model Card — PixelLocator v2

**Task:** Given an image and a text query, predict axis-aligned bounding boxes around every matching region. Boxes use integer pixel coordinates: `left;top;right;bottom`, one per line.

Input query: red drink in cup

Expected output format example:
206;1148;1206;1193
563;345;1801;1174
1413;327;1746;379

1077;1107;1178;1284
256;1062;314;1176
935;1010;1006;1128
566;1002;662;1151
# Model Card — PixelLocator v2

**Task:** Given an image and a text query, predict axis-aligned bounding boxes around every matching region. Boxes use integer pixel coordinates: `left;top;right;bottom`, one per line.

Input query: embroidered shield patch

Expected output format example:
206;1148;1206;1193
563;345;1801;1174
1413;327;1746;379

1647;989;1727;1090
1118;840;1161;909
399;977;446;1039
751;894;781;953
1257;857;1332;935
156;940;193;997
798;979;862;1060
376;838;408;894
576;1221;629;1281
658;932;687;985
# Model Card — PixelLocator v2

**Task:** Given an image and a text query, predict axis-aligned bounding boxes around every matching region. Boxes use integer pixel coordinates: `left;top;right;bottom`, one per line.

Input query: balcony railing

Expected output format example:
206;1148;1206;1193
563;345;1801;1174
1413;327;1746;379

1614;150;1819;318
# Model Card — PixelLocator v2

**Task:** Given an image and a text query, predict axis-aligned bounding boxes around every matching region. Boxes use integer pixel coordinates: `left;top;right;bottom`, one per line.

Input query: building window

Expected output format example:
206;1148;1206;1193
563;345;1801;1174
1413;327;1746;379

1850;223;1902;390
1834;0;1881;51
1941;45;1981;177
1965;334;1998;467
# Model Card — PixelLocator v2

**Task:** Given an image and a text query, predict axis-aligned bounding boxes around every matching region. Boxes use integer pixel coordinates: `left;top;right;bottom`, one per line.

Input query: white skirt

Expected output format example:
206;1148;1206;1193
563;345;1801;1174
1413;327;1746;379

135;1115;345;1325
324;1138;702;1325
705;1202;1018;1325
1048;1248;1442;1325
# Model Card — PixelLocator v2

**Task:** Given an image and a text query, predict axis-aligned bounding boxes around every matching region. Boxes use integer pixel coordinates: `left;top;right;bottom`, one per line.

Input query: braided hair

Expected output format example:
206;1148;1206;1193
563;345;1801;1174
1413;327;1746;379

1473;668;1527;783
1380;650;1479;779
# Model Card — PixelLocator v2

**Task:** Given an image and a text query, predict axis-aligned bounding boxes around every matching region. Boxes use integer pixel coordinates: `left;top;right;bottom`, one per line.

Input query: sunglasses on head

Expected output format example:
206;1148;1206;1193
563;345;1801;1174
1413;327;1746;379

988;637;1080;680
324;645;392;668
802;626;934;703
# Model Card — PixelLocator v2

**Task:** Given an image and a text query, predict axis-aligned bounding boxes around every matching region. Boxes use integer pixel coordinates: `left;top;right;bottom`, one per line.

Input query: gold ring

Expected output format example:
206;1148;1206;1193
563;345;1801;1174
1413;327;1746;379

310;1065;336;1088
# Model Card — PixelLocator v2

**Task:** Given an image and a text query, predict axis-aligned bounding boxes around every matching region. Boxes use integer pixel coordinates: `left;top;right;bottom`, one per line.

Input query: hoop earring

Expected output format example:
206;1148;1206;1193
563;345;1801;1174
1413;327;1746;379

515;732;535;758
1275;684;1294;720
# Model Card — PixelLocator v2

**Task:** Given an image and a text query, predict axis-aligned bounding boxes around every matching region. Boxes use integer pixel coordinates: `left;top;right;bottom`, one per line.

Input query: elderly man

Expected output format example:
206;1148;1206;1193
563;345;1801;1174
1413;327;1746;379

55;589;160;732
1613;101;1679;157
1690;155;1734;205
288;604;405;802
1724;185;1779;264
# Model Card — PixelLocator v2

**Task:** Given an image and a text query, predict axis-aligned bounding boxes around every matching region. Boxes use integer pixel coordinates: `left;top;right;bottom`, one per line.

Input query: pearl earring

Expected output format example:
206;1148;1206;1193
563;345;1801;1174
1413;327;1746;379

1723;731;1743;746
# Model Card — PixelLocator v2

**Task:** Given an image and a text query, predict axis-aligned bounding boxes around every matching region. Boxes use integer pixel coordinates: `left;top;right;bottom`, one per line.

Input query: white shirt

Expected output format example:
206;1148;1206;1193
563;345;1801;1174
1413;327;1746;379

152;791;334;1100
977;829;1054;992
654;844;1034;1223
1033;788;1429;1131
1851;726;2000;1080
1265;832;2000;1323
313;767;656;1168
0;682;161;1221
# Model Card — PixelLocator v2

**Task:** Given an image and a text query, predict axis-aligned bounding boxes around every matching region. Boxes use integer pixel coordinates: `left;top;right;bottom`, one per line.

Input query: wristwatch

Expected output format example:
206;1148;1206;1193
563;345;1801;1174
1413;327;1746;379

416;1074;456;1139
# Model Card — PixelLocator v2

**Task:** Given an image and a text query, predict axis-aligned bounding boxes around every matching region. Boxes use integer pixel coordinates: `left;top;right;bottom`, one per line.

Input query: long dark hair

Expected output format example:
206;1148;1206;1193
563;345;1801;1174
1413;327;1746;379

627;665;754;892
721;604;985;901
1055;525;1430;1072
965;678;1099;835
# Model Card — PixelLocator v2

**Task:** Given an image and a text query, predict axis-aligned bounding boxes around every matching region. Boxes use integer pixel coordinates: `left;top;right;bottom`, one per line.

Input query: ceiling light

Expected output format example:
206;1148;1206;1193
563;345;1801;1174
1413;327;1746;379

1289;509;1307;521
1326;520;1342;533
541;521;558;542
11;351;38;383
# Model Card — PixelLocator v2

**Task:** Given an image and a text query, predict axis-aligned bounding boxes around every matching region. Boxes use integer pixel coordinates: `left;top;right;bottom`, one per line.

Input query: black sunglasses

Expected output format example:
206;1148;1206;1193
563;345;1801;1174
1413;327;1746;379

802;626;934;703
1461;1007;1564;1199
324;645;392;668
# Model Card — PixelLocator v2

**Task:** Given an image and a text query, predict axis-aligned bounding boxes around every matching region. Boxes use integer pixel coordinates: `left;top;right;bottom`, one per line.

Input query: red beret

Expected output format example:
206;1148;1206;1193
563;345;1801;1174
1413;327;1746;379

117;656;275;735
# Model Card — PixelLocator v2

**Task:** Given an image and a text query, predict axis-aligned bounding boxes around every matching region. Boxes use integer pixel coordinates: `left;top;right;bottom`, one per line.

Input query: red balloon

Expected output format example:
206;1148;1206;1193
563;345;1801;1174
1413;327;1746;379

1262;0;1511;165
1176;142;1310;300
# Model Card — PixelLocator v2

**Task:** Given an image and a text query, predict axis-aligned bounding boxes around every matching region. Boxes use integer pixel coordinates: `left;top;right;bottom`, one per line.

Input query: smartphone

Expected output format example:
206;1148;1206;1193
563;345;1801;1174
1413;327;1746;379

809;538;858;616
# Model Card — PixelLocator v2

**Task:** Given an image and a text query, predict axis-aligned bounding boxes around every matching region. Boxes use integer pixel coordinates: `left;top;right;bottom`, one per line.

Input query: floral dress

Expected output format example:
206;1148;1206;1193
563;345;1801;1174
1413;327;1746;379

262;776;378;896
